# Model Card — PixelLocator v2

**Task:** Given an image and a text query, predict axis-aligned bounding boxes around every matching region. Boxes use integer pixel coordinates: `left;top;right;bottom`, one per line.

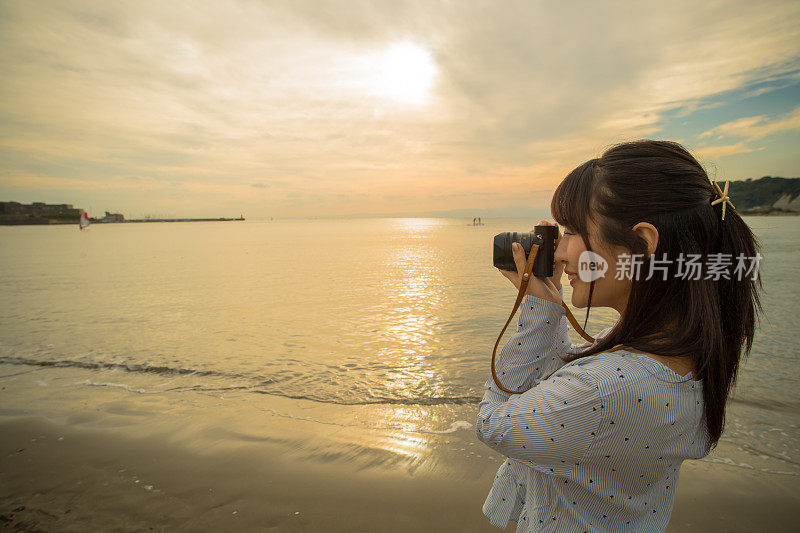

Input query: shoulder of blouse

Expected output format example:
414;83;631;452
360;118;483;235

558;349;698;406
475;361;604;474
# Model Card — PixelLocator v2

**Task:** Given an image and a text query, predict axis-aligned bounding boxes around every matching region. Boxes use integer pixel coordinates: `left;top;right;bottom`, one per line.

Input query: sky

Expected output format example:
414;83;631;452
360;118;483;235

0;0;799;219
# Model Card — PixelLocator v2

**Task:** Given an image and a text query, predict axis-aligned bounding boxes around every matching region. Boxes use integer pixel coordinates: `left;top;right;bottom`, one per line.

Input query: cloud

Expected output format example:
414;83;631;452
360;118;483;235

0;0;799;217
693;105;800;161
699;106;800;141
692;141;755;160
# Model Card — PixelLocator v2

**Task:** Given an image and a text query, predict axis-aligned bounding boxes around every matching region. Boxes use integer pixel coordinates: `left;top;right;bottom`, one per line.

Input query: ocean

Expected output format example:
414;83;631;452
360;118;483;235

1;217;798;480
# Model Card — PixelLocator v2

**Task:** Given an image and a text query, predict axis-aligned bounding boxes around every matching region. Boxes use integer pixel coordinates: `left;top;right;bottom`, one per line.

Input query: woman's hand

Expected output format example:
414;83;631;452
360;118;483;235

499;220;564;304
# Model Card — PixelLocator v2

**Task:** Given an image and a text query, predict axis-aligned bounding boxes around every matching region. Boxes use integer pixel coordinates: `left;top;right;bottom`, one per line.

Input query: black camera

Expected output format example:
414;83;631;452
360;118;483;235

493;225;559;277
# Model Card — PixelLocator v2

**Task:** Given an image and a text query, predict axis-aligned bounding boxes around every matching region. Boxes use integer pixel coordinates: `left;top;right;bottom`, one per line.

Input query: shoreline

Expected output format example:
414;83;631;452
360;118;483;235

1;403;798;531
0;362;798;531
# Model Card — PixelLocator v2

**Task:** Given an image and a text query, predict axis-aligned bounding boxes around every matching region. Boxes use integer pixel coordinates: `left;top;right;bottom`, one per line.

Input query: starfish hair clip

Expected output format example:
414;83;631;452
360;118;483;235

710;179;736;220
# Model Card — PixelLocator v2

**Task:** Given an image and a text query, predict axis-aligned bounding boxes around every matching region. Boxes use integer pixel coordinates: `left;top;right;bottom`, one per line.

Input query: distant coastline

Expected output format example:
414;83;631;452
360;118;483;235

729;176;800;216
0;216;246;226
3;176;799;224
103;216;246;224
0;201;245;225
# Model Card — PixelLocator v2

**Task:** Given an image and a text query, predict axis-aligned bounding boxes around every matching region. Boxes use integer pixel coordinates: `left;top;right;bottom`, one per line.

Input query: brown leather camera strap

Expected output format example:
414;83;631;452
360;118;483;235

491;243;602;394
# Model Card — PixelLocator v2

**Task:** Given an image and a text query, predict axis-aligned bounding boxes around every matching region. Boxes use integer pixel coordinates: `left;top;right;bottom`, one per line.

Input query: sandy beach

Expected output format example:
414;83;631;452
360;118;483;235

1;378;798;532
2;416;500;532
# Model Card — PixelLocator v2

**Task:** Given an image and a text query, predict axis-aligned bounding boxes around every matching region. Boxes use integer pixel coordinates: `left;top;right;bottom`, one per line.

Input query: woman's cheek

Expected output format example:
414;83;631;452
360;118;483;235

569;241;584;262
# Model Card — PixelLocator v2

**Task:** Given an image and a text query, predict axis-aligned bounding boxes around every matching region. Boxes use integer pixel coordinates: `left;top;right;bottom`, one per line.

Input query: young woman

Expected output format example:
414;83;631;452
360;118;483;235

476;140;763;532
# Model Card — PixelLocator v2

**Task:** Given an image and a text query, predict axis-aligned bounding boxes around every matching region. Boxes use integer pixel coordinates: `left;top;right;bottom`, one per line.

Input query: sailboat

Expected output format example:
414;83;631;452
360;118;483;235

79;211;91;230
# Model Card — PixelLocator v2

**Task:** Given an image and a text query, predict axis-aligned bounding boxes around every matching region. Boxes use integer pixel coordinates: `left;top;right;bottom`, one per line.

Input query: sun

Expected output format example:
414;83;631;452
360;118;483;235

374;42;437;105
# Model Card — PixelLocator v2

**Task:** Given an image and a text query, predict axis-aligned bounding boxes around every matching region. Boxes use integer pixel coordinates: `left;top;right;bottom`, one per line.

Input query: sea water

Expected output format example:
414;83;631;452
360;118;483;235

0;217;797;477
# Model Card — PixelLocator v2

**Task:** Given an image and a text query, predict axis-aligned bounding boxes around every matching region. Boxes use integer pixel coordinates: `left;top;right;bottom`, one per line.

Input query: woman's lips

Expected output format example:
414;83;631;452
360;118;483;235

565;269;578;285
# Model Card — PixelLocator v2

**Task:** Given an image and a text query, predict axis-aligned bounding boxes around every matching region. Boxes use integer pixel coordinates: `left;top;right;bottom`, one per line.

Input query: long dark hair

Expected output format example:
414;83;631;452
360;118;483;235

551;140;763;450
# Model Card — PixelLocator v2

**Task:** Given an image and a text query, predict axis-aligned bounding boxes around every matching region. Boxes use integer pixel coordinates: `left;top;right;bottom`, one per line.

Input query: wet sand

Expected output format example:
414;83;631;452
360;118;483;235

0;416;500;532
1;362;799;531
2;414;799;532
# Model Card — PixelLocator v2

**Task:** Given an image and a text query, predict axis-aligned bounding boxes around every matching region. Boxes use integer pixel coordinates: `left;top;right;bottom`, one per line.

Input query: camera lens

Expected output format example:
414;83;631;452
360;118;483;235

493;232;534;271
493;225;557;277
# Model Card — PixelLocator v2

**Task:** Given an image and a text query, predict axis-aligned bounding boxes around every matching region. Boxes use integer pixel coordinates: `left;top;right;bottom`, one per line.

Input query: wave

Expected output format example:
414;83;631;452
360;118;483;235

5;355;799;410
728;394;800;413
699;456;799;476
0;355;483;406
417;420;473;434
165;384;480;405
250;389;482;406
73;379;147;394
0;356;224;378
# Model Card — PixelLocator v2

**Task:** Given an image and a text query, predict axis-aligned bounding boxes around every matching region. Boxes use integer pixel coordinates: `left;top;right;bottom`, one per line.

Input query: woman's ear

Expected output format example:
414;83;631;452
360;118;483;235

632;222;659;257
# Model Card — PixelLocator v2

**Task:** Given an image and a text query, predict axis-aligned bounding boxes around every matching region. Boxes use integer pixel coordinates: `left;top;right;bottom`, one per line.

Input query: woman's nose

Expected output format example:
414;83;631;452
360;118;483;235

554;237;568;264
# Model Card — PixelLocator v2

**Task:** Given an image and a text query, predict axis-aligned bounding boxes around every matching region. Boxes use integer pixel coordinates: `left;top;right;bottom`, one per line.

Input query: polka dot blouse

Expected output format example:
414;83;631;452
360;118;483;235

476;293;710;532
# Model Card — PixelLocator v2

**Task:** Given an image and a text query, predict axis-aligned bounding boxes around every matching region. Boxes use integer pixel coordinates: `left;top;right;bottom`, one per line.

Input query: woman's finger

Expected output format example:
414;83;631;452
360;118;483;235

512;242;528;277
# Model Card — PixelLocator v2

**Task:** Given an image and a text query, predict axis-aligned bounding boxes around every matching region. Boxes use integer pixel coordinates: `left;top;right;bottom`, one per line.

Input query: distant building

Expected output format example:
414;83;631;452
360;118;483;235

0;201;81;217
102;211;125;222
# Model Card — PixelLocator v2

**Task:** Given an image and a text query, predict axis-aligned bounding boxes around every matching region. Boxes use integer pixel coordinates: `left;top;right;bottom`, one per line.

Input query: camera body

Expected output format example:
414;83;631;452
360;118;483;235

493;225;559;278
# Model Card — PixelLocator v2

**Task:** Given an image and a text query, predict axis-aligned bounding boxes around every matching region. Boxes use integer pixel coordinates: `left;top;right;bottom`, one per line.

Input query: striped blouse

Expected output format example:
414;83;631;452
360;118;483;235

476;293;711;532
